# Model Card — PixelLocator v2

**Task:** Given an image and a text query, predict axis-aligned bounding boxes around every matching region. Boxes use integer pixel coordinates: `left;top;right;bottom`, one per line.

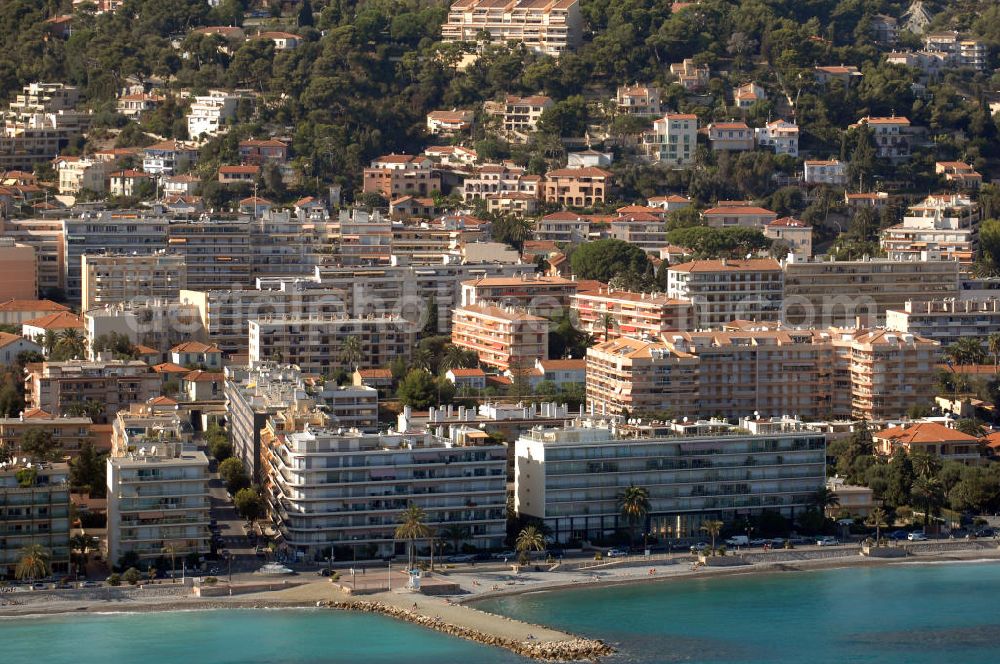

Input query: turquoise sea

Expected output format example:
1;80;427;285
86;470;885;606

4;561;1000;664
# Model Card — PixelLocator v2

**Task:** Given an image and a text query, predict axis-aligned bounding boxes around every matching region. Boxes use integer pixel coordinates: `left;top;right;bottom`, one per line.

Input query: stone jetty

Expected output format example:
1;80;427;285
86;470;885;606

320;599;614;661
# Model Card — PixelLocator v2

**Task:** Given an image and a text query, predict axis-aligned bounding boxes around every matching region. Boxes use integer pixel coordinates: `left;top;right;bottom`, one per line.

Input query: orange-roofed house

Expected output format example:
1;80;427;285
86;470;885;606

239;138;289;165
814;65;863;86
874;421;984;465
108;170;151;197
445;367;487;390
490;95;554;139
615;84;662;116
702;205;777;229
543;167;612;207
426;109;474;135
667;258;783;327
352;368;395;394
238;195;273;216
170;341;223;369
142;140;199;175
181;370;225;401
255;31;301;50
647;194;692;211
935;161;982;190
534;357;585;387
764;217;812;259
707;122;754;151
669;58;709;90
362;154;440;199
22;311;84;343
0;299;69;326
852;116;912;160
218;164;260;184
116;92;164;119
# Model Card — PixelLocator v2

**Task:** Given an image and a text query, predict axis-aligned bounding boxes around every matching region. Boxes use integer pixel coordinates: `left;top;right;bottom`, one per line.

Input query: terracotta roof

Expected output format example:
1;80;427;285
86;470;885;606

0;332;28;349
22;311;84;330
240;138;287;148
22;407;53;419
456;303;547;322
134;344;158;355
710;122;750;130
539;359;586;370
874;421;978;445
258;31;300;40
172;341;221;354
147;396;178;406
152;362;189;374
448;368;486;377
857;116;910;125
183;370;224;382
703;206;777;216
358;368;393;379
219;165;260;175
145;140;195;152
546;167;612;178
0;299;68;313
767;217;810;228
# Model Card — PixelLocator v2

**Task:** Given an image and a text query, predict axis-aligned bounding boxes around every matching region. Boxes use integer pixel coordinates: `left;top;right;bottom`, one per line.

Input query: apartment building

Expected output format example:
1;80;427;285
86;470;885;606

853;116;912;160
362;155;441;199
782;256;961;326
755;119;799;157
669;59;709;90
461;274;577;317
616;85;661;115
0;412;93;458
0;238;36;301
170;341;223;370
880;193;979;268
803;159;847;185
461;164;541;202
84;299;203;354
490;95;553;139
0;218;64;296
142;140;198;176
1;83;91;171
0;461;71;578
607;211;669;252
641;113;698;166
935;161;982;189
238;138;288;166
543;167;612;207
871;14;899;44
667;259;784;327
534;211;591;244
514;417;826;542
885;298;1000;348
442;0;582;56
707;122;754;151
886;50;950;77
764;218;812;259
25;360;160;422
116;92;164;119
923;31;988;70
264;427;507;559
248;315;414;376
585;327;937;421
331;208;393;266
106;441;211;565
187;91;241;138
572;287;693;340
451;303;548;372
80;253;186;311
55;156;114;194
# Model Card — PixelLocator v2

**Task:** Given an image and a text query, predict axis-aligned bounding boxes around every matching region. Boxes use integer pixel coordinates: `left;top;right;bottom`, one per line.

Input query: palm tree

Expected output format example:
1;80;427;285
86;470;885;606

394;504;431;572
440;345;478;372
700;520;723;554
440;524;470;553
70;534;98;575
909;451;941;481
515;525;545;566
989;333;1000;373
339;336;363;371
598;312;616;341
617;485;651;548
15;544;50;581
866;507;888;544
911;476;944;528
946;337;986;367
811;487;840;514
162;543;178;580
411;347;433;372
43;330;58;356
58;329;86;359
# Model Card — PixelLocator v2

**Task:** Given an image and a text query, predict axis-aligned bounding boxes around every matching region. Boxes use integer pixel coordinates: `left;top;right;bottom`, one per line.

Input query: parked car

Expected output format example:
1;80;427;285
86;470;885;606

888;529;909;541
446;554;476;563
690;542;710;553
907;532;928;541
749;538;769;546
816;536;840;546
724;535;749;547
492;551;516;560
79;580;97;588
605;548;628;558
975;528;996;538
788;536;811;545
317;568;332;577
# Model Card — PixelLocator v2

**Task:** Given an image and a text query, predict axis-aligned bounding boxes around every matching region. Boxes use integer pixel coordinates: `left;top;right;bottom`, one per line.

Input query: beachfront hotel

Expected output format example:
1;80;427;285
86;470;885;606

514;417;826;543
264;427;507;560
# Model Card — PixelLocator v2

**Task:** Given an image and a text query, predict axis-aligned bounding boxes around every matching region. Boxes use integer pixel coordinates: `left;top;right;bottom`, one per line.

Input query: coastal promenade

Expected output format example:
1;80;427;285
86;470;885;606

3;542;999;661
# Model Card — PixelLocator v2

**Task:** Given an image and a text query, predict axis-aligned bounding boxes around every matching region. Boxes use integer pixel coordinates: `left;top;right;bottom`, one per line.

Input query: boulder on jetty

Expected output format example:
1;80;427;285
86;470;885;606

320;600;613;661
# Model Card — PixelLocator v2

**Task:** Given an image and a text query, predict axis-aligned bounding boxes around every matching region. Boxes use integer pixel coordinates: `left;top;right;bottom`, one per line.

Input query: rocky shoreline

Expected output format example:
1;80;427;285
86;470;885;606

321;599;614;662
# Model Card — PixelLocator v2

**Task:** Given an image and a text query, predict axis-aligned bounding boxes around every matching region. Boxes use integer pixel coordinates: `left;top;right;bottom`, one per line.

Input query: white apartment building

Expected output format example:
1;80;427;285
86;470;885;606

803;159;846;185
81;252;187;311
880;193;980;268
56;157;113;194
106;442;211;565
462;163;541;202
441;0;583;57
853;116;912;160
488;95;553;140
616;85;661;116
641;113;698;166
187;91;241;139
266;427;507;558
755;119;799;156
514;417;827;542
885;298;1000;348
923;31;988;70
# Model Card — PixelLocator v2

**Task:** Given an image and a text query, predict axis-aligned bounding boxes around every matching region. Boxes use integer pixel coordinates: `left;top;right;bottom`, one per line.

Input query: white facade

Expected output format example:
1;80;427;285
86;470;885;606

187;91;241;139
266;428;508;557
803;160;846;185
755;120;799;157
641;114;698;166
